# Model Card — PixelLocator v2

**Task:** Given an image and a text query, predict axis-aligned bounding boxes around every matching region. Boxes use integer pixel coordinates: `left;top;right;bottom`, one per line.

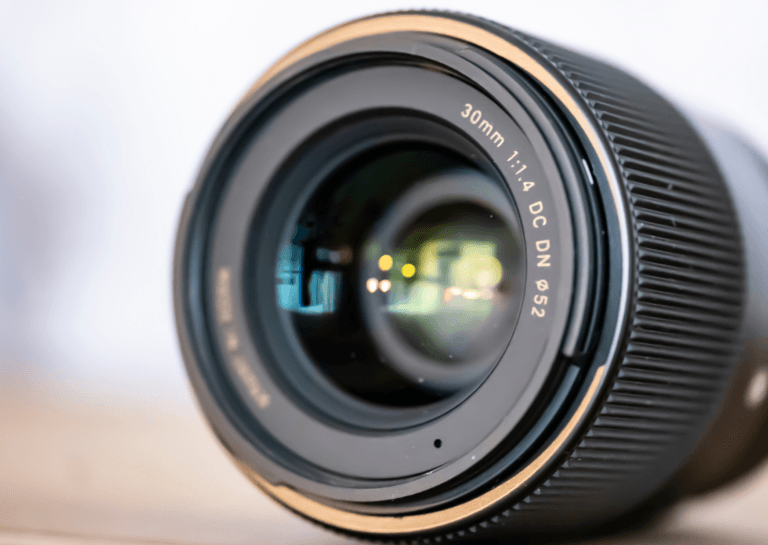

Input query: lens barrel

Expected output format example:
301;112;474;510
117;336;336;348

174;11;768;541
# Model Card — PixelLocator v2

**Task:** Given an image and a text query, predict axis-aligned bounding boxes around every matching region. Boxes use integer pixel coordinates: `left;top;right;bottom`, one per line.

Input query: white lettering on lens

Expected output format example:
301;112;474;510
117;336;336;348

536;240;551;268
232;355;271;409
507;151;526;176
461;103;505;147
531;282;549;317
215;267;234;323
529;201;547;228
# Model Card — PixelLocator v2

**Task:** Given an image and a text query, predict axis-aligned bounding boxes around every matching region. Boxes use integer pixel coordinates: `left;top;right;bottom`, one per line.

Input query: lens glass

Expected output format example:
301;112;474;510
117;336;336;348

368;202;517;364
273;146;525;405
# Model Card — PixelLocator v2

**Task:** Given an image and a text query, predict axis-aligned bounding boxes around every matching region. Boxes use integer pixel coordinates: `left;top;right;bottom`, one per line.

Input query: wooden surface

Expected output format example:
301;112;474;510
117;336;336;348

1;377;767;544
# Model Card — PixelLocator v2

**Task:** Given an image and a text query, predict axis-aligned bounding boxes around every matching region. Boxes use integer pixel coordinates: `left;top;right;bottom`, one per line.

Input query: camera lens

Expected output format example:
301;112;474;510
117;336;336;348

175;11;768;541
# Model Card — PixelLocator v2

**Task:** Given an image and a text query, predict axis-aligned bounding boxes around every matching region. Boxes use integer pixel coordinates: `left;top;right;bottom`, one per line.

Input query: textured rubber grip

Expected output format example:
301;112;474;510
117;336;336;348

413;18;746;541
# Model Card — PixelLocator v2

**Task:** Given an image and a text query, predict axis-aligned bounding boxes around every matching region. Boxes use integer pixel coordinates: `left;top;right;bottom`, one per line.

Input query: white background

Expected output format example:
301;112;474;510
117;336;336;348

1;0;766;407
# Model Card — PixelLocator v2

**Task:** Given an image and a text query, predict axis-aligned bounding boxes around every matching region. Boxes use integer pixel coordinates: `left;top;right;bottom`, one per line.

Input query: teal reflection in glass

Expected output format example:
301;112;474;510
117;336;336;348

276;243;340;314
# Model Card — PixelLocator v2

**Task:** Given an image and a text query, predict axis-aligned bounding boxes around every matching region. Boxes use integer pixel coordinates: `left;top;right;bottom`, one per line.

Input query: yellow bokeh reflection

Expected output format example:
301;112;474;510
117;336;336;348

379;279;392;292
366;278;379;293
378;254;393;271
402;263;416;278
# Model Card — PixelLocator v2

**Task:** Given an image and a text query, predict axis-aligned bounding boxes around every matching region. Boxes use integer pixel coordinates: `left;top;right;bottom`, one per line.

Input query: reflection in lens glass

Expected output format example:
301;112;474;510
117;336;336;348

271;149;524;404
277;243;342;314
364;202;520;365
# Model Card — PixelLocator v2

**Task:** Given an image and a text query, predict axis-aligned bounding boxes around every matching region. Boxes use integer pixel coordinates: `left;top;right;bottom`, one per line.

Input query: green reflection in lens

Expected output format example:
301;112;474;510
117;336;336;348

387;240;501;317
365;202;517;362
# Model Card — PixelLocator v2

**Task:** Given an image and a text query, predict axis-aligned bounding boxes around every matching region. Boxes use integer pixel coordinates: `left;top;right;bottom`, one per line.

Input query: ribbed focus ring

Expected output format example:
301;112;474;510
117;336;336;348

433;22;745;536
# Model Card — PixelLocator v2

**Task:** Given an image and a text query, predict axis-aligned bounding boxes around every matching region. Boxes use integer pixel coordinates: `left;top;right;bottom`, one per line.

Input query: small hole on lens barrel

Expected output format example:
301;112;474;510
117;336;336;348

434;439;442;449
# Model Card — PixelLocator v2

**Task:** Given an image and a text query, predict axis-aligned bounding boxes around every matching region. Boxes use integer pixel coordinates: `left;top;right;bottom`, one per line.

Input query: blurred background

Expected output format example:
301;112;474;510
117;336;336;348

0;1;767;544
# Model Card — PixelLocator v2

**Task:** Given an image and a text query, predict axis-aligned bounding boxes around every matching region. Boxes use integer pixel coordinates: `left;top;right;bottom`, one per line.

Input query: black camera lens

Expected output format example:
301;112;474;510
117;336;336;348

175;11;768;542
